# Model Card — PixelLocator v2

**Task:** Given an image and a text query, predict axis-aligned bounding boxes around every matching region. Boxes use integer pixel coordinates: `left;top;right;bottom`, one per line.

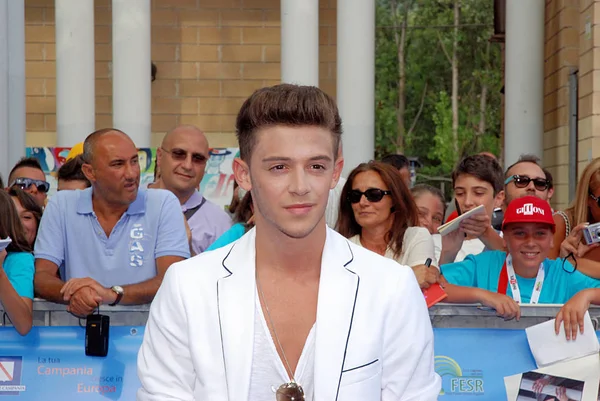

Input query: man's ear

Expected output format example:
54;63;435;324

156;147;163;169
494;189;505;209
331;156;344;190
233;157;252;191
81;162;95;184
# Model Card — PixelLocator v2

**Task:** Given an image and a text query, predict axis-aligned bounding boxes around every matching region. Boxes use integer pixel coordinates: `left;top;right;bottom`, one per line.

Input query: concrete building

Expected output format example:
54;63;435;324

1;0;375;180
542;0;597;209
501;0;600;209
2;0;600;210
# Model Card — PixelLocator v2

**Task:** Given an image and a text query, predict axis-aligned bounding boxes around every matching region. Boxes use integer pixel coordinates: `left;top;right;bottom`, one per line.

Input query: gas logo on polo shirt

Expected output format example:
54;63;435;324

129;224;145;268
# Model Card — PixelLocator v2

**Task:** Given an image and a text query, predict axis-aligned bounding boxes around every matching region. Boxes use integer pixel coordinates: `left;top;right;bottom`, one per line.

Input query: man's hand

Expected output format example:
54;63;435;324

479;291;521;321
560;223;600;258
411;264;439;289
439;228;466;265
67;286;102;317
555;289;593;340
61;277;116;304
532;376;551;394
460;214;491;238
555;386;570;401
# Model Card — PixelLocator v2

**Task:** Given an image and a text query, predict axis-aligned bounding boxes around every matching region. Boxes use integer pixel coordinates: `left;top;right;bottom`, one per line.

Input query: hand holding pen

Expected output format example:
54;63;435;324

412;258;438;289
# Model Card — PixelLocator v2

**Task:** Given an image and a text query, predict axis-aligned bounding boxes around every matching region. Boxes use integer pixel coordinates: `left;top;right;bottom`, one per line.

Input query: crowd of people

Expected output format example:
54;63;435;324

0;83;599;399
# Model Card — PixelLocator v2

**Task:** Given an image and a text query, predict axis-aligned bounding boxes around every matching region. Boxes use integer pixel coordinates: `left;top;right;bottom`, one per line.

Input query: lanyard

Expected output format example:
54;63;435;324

497;255;545;304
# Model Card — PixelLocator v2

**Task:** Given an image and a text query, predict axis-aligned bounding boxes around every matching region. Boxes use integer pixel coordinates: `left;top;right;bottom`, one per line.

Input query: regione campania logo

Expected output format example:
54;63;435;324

0;356;26;395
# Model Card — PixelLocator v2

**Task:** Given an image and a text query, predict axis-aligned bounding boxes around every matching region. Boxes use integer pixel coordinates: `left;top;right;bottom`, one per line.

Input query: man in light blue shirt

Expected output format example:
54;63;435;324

34;129;190;317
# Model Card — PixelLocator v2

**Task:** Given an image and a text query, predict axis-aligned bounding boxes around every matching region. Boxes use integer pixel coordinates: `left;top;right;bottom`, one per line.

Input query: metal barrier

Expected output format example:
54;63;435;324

430;303;600;329
1;300;599;329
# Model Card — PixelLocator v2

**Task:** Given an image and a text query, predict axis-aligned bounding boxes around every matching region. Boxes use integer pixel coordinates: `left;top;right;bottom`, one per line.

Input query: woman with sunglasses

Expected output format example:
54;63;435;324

549;158;600;278
0;190;35;335
9;188;43;248
337;161;439;289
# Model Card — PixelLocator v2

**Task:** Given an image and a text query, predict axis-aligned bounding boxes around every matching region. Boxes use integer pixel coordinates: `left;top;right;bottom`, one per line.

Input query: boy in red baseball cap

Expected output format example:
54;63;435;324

441;196;600;329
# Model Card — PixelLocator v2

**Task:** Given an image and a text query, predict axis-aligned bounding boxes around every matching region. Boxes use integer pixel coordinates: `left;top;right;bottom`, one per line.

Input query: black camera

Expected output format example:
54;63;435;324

85;314;110;357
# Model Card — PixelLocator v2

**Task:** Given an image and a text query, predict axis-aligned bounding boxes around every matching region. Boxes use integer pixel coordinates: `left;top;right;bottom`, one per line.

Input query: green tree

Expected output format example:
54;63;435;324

375;0;502;191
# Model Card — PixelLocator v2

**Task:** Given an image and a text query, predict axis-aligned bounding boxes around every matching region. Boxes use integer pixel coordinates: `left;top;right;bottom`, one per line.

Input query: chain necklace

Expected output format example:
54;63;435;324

256;274;305;401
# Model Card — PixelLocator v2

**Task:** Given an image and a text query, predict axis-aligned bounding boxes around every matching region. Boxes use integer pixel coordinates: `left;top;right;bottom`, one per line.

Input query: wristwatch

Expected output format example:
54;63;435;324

109;285;124;306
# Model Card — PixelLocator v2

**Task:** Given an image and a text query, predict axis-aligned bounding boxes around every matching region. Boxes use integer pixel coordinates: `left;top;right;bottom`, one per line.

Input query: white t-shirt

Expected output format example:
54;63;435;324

432;234;485;264
248;296;316;401
349;226;438;268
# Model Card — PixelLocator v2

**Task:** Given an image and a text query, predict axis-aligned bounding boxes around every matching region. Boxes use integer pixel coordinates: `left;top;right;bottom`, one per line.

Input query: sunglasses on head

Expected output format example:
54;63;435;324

161;147;207;164
504;175;550;191
10;177;50;193
347;188;391;204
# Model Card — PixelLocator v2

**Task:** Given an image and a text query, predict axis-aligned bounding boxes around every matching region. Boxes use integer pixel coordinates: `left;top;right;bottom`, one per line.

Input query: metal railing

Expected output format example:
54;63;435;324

2;301;599;330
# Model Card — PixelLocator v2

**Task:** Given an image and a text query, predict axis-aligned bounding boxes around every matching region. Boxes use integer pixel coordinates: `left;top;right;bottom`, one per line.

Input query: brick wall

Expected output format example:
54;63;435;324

543;0;580;210
24;0;337;148
577;0;600;185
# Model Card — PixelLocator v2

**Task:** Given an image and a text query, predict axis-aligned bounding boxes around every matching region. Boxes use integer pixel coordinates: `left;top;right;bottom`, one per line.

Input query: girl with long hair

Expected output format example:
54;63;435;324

550;158;600;277
9;187;42;247
0;189;35;335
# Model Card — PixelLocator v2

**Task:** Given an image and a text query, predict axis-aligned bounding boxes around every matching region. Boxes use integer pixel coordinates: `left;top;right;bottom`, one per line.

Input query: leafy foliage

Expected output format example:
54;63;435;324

375;0;502;192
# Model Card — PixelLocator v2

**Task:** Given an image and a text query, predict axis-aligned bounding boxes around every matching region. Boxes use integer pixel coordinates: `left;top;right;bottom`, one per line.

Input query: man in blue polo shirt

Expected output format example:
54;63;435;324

34;128;190;317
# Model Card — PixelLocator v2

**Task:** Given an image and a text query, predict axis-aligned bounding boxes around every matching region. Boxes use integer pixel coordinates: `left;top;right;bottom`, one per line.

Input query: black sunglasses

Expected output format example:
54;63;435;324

161;147;207;164
10;177;50;193
347;188;391;204
504;175;550;191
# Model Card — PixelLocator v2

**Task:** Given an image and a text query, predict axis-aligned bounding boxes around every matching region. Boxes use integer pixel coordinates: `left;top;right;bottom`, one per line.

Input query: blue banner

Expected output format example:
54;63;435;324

434;328;537;398
1;327;598;399
0;326;143;399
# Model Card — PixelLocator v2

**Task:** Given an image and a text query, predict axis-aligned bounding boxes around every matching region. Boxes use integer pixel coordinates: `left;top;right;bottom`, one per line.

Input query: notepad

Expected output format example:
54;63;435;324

423;283;447;308
0;237;11;252
525;311;600;368
437;204;486;236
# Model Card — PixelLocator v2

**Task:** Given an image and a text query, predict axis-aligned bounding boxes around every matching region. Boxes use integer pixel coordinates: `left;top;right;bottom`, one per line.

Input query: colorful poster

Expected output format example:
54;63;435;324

0;326;143;399
25;147;239;210
2;326;599;400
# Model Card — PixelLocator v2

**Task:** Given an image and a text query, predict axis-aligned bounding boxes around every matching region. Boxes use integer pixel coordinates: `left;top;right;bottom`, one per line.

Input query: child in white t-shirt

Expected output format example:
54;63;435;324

435;154;505;265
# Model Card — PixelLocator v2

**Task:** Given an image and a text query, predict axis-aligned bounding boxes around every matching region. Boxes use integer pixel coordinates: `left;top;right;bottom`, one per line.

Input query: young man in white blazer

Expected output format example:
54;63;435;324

137;84;441;401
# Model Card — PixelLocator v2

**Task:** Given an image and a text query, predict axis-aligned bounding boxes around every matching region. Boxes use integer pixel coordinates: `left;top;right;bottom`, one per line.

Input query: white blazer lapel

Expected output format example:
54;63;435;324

217;229;257;401
314;228;359;401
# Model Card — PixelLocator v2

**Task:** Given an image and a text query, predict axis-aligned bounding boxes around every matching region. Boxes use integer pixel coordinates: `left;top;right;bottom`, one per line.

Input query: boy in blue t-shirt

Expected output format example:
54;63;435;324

442;196;600;324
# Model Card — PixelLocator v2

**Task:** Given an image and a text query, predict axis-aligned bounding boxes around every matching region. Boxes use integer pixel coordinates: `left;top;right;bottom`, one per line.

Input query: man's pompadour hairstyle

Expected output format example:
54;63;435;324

235;84;342;161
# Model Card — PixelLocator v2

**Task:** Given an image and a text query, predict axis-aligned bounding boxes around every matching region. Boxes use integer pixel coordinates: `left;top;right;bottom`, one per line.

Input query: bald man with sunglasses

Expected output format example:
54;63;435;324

155;125;232;255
